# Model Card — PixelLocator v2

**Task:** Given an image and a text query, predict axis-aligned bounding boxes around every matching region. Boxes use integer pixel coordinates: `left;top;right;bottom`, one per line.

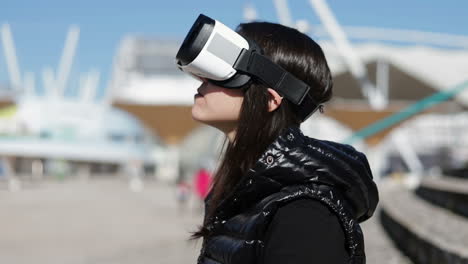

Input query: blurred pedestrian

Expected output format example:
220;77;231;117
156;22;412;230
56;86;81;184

193;167;212;213
175;180;191;213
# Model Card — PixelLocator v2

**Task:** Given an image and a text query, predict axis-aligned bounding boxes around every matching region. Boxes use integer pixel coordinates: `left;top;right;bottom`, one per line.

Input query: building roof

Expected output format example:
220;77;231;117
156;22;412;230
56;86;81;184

110;37;468;107
321;42;468;106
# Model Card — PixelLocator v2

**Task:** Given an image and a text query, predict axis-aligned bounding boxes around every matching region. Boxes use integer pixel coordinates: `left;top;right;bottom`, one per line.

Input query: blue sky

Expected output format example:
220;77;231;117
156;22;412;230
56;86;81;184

1;0;467;98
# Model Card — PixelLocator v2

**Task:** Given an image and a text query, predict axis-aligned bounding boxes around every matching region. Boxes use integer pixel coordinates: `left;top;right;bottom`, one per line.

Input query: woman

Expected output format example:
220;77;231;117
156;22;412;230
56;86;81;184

179;18;379;264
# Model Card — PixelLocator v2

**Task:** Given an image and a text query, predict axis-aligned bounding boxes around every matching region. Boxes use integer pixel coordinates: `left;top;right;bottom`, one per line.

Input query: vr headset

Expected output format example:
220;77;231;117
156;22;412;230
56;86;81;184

175;14;322;121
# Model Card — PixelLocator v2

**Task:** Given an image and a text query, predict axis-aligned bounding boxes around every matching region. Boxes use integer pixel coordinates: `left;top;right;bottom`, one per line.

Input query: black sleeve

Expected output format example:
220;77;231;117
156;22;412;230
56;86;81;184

261;198;349;264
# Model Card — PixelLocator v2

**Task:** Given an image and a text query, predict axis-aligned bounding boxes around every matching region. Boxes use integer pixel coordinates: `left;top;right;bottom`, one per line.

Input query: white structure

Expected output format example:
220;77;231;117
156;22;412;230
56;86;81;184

109;37;200;105
110;37;468;108
0;24;163;184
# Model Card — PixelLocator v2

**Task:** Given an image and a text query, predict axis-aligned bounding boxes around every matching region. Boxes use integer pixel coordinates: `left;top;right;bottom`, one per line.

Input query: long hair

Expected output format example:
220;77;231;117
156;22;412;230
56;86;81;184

190;21;333;240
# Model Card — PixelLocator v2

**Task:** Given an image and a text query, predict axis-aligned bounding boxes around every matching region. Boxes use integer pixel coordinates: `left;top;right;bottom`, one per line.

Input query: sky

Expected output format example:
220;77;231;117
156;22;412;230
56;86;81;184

0;0;467;98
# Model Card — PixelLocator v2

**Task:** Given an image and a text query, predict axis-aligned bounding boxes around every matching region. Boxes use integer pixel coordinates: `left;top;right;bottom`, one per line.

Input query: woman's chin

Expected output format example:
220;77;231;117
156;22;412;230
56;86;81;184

191;113;218;128
191;108;208;123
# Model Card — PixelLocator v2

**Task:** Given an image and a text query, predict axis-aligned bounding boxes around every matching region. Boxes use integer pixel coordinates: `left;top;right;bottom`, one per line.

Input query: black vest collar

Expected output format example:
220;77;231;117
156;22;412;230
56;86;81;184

207;125;378;224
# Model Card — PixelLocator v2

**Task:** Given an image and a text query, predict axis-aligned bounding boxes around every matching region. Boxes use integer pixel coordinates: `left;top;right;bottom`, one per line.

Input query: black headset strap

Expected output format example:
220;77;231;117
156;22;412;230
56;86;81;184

295;93;322;121
234;49;314;106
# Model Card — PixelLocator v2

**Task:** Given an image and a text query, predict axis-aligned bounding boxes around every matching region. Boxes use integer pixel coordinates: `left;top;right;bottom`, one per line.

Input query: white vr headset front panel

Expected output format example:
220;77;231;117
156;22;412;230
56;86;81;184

179;20;250;81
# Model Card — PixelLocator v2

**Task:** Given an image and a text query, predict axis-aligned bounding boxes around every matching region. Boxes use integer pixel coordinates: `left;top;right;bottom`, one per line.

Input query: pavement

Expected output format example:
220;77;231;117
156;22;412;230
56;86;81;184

0;178;410;264
0;178;202;264
361;208;413;264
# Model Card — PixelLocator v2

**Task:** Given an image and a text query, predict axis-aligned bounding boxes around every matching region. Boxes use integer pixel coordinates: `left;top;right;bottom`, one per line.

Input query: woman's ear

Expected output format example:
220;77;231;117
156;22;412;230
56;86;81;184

267;88;283;112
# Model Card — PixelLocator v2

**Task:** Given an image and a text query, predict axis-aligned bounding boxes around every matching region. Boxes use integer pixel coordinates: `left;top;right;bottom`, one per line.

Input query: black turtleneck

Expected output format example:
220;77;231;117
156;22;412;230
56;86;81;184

262;198;349;264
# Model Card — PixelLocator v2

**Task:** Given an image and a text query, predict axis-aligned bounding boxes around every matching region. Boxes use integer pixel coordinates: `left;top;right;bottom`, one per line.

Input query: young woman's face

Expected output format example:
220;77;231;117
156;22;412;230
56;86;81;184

192;80;244;129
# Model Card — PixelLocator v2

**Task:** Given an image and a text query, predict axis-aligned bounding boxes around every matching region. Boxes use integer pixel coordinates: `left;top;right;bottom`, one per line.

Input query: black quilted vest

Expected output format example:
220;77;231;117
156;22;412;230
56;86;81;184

196;126;379;264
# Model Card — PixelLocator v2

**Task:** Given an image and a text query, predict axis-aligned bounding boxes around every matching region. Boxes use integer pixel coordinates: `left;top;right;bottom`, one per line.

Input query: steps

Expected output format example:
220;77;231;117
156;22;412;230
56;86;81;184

442;168;468;179
416;176;468;218
379;180;468;263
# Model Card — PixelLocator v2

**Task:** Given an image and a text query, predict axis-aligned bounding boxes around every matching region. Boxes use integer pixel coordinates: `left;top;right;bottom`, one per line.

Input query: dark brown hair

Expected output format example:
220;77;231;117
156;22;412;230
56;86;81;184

190;21;333;240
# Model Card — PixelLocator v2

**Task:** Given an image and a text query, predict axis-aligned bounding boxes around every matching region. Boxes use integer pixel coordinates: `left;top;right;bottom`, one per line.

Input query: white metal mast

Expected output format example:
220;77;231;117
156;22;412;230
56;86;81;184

243;2;258;22
42;67;56;97
1;24;22;91
55;25;80;97
23;72;35;97
272;0;294;27
79;69;100;103
308;0;387;110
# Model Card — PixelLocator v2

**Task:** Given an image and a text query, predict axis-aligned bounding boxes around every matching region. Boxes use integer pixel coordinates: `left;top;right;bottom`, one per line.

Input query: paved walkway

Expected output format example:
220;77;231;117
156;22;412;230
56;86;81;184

361;207;413;264
0;178;410;263
0;179;202;264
